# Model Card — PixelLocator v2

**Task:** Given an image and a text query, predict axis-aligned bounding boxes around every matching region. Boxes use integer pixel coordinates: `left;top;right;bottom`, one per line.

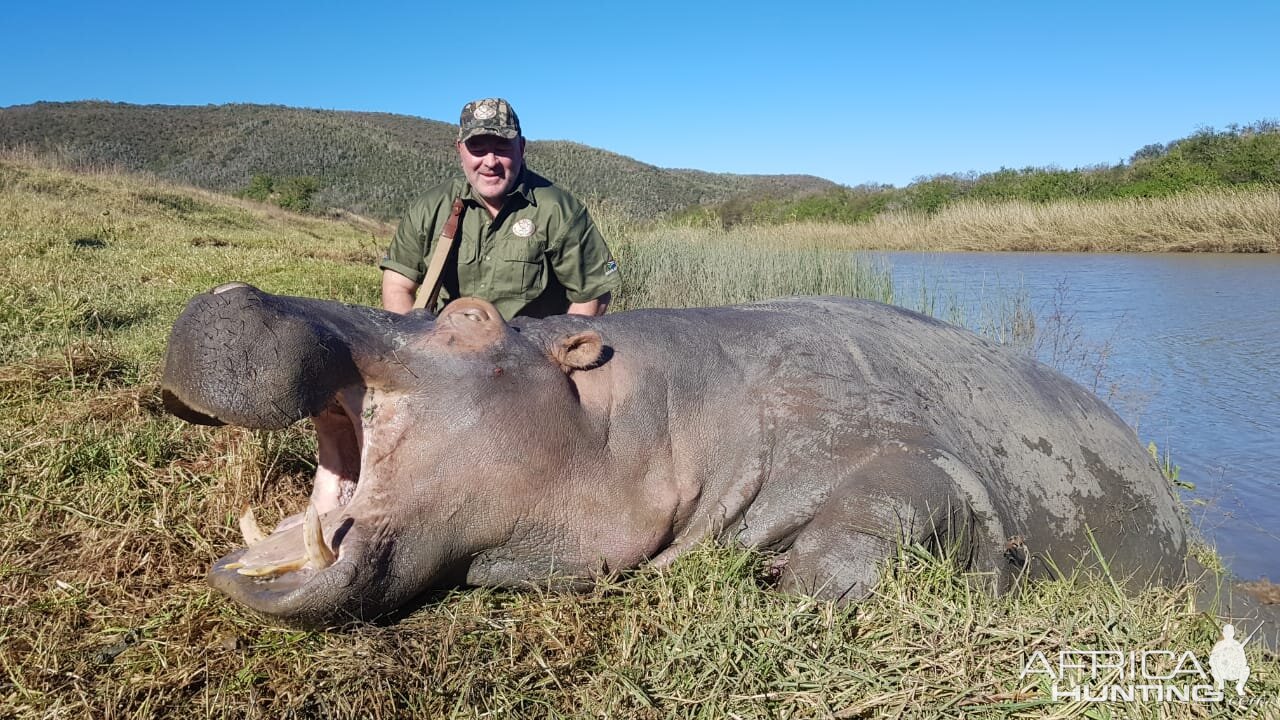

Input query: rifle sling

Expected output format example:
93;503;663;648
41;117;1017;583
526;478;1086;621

413;197;466;311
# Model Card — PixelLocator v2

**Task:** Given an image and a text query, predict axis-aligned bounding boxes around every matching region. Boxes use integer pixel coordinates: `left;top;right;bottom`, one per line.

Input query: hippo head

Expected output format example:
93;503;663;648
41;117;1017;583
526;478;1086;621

161;283;604;628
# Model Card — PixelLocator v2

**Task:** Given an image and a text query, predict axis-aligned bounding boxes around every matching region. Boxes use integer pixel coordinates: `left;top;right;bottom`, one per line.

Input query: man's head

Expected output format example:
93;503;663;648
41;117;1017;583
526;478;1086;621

456;98;525;211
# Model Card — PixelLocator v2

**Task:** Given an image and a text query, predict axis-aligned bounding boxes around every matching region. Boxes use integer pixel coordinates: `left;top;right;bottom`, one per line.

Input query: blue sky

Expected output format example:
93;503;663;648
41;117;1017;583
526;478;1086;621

3;0;1277;187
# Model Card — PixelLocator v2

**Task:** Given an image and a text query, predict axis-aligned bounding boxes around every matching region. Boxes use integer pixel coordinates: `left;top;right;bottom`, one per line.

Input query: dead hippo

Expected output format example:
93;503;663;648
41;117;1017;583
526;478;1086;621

160;283;1188;628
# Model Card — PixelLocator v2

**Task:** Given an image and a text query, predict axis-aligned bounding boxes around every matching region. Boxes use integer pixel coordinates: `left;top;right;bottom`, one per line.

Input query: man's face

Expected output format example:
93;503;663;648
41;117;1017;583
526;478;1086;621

458;135;525;208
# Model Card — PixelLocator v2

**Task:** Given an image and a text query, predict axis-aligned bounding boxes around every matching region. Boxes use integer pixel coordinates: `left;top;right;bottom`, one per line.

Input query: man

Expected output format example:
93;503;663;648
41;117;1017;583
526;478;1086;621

380;98;620;319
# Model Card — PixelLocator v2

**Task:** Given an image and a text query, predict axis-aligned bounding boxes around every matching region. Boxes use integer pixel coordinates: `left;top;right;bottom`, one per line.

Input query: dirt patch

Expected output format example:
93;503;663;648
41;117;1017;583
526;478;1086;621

190;235;232;248
1240;578;1280;604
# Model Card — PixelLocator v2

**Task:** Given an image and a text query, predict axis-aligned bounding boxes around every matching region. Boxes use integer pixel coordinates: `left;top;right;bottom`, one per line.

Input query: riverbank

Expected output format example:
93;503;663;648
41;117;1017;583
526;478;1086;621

2;159;1275;718
666;187;1280;253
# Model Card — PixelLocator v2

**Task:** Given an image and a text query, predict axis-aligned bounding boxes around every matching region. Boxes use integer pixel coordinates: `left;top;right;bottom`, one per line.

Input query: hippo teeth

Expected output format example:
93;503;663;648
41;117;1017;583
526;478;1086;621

234;555;309;577
232;503;337;577
239;503;266;546
303;502;337;569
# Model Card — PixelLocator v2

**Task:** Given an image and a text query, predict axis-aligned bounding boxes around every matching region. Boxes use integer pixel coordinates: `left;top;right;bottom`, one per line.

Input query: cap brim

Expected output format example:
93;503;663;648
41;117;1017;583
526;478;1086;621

458;127;521;142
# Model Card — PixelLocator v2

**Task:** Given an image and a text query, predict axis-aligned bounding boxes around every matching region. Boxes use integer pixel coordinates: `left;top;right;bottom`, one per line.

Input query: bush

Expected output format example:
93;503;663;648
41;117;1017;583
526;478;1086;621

275;176;320;212
238;173;275;203
236;173;321;212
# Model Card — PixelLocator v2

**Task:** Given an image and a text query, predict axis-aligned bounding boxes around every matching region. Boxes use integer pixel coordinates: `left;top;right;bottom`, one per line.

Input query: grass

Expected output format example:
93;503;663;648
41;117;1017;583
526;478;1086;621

2;157;1277;718
678;188;1280;253
609;227;896;311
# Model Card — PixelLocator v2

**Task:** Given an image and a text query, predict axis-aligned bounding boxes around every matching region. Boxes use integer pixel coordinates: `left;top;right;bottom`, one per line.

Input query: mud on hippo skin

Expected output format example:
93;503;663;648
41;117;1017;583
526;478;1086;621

160;283;1190;628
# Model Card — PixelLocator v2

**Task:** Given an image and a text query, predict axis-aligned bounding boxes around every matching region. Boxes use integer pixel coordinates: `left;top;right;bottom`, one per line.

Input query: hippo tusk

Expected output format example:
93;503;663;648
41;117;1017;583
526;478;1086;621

232;503;336;577
239;503;266;546
236;556;308;577
303;502;336;569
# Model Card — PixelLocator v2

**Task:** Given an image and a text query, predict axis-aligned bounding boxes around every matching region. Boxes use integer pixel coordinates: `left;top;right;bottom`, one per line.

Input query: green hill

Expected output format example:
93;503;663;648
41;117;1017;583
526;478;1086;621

0;101;836;220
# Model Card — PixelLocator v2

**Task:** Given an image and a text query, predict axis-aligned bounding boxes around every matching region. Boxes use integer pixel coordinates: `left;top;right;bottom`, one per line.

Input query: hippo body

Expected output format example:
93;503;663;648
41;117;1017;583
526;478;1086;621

161;285;1188;627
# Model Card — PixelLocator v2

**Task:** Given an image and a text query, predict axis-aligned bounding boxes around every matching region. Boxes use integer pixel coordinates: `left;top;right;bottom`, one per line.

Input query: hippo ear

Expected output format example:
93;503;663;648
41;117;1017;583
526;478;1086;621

435;297;508;349
548;331;603;373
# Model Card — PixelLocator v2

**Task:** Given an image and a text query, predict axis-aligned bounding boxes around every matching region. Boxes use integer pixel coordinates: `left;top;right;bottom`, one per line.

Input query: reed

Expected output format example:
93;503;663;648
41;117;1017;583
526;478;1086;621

686;188;1280;253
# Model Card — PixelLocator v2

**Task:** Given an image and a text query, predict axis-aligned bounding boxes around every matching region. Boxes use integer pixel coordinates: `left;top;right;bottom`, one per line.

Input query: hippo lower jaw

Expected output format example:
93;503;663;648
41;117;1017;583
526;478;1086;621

209;544;360;615
225;390;364;571
202;387;379;625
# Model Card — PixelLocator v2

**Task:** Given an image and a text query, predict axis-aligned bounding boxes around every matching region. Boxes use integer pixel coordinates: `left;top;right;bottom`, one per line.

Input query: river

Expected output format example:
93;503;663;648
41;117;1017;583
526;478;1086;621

872;251;1279;582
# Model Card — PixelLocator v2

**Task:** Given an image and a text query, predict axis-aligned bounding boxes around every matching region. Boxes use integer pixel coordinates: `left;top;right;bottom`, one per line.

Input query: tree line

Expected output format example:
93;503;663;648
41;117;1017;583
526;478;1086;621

681;122;1280;227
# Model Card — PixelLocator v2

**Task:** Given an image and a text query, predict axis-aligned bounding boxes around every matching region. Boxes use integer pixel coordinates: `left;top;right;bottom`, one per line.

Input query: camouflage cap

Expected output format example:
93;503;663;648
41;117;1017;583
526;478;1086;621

458;98;521;142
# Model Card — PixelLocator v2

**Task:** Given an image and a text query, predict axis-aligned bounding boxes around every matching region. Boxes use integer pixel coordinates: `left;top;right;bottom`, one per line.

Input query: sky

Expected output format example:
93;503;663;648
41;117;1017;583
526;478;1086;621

3;0;1278;188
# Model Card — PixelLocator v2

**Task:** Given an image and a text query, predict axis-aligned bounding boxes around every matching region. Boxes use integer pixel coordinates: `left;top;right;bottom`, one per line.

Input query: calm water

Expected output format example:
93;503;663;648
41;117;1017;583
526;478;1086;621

873;251;1280;581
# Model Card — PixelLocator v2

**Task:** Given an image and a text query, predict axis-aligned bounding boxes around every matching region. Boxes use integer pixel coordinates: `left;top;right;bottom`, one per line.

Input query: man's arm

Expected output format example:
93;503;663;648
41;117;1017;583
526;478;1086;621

567;291;611;317
549;204;620;317
382;270;421;314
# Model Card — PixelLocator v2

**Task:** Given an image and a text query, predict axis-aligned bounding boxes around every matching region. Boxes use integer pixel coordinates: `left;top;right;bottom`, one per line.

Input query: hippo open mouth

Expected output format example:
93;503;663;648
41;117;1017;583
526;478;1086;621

160;283;417;623
219;388;367;583
162;284;616;627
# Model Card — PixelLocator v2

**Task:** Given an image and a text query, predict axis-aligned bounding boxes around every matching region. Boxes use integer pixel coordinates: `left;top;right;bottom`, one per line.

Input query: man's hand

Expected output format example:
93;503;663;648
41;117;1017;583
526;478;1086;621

568;291;611;317
382;270;420;314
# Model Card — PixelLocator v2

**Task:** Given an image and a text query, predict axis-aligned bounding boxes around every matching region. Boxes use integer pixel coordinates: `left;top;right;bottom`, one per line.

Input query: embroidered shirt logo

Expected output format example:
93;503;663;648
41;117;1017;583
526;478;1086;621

604;259;619;276
512;218;536;238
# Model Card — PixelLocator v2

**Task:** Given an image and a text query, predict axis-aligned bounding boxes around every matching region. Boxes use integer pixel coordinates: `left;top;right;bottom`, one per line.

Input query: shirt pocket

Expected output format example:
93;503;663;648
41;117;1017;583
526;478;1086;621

498;239;547;299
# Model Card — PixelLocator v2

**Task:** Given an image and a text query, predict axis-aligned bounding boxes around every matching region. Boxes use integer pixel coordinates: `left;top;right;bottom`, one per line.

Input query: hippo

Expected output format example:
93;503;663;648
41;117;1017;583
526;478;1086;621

160;283;1189;628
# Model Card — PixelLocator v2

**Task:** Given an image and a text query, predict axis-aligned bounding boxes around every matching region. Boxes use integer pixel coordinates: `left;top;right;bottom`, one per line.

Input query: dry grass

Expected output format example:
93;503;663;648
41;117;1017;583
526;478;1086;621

3;158;1277;718
697;189;1280;253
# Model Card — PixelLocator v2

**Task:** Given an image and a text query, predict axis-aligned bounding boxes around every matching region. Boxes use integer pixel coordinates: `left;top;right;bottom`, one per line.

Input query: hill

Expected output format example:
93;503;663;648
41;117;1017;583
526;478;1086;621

0;101;837;220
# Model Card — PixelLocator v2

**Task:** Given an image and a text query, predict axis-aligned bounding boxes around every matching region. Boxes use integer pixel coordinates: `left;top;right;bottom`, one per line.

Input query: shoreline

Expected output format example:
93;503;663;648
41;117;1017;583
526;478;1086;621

655;186;1280;255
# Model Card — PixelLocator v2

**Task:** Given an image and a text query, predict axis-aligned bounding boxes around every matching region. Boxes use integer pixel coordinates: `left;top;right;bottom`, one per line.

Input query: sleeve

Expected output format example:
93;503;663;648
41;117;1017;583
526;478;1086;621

379;202;434;284
549;206;622;303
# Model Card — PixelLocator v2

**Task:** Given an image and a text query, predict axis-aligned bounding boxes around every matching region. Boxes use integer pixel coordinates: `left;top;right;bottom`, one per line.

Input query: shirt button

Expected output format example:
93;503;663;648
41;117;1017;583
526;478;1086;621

485;255;490;260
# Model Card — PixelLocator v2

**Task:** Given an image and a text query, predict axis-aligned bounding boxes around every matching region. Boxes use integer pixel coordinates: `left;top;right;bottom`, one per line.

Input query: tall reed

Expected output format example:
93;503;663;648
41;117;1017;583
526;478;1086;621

697;187;1280;253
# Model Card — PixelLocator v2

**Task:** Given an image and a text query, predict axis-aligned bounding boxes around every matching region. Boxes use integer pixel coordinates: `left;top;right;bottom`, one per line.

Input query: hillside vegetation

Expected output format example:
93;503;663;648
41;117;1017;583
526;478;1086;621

0;101;835;220
4;157;1276;719
682;121;1280;228
5;102;1277;242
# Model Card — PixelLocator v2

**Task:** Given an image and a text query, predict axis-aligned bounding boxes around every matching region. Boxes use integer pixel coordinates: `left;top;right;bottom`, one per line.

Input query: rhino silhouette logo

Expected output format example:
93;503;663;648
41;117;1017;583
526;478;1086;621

1208;623;1250;696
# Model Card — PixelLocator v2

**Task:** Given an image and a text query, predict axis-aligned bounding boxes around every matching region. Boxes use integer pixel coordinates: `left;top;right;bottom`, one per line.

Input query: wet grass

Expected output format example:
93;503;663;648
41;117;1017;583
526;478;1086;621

2;158;1276;718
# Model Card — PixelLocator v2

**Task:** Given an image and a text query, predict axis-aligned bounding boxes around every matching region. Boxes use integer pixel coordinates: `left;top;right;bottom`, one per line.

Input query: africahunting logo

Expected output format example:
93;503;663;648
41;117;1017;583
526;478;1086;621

1020;623;1266;704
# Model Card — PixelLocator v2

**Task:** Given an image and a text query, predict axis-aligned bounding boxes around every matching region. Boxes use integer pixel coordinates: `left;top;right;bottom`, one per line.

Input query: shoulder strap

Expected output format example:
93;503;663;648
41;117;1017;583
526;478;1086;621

413;197;466;311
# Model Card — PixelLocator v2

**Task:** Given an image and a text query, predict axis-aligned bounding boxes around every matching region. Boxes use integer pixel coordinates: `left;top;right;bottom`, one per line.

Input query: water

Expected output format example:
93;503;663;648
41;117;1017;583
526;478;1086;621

873;251;1280;581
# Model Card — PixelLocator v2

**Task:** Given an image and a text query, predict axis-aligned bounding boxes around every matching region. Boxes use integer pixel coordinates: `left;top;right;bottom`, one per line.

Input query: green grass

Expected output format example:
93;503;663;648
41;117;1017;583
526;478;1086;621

610;227;896;312
2;158;1276;719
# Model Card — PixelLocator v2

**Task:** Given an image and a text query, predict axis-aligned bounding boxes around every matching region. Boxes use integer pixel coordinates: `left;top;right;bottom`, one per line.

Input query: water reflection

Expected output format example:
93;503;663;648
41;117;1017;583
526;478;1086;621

876;251;1280;581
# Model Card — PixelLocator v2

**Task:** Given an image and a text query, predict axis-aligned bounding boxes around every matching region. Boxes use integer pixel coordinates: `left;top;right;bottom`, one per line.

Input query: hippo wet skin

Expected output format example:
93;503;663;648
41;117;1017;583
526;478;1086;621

160;284;1188;628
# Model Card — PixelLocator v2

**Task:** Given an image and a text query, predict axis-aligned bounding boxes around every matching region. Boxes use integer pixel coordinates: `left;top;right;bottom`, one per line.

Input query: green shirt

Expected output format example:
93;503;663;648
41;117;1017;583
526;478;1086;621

380;168;621;319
